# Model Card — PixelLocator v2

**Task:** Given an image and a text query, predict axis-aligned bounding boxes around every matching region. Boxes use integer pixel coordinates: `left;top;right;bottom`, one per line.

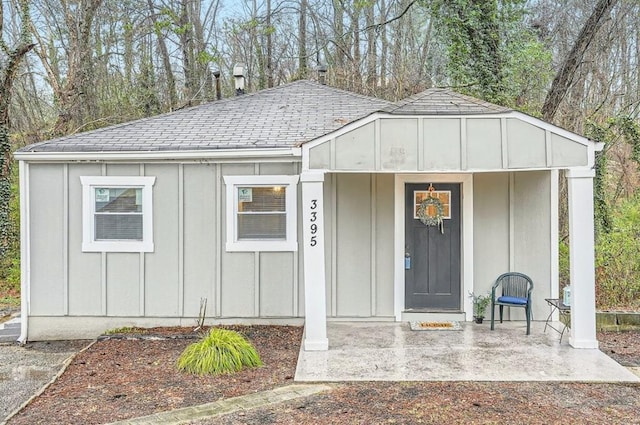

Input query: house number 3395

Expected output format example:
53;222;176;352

310;199;319;247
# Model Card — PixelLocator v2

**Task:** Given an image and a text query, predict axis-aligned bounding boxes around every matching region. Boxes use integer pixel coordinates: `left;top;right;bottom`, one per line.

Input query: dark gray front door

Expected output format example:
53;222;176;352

405;183;461;310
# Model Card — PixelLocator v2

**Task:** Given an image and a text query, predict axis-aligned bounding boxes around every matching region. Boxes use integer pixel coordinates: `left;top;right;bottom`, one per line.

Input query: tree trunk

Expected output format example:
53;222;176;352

366;3;377;92
51;0;103;136
147;0;178;110
541;0;618;121
0;0;34;259
299;0;307;79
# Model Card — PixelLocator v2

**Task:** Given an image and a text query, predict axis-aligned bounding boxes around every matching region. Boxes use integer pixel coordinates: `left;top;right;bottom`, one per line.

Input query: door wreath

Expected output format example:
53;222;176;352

417;187;445;233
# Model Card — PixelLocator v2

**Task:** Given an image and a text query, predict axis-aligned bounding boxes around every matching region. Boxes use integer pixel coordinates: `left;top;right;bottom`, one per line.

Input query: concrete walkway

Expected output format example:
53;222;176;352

295;321;640;382
105;384;332;425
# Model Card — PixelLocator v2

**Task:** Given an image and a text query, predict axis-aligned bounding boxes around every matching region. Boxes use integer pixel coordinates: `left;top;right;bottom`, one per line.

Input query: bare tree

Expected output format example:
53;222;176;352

0;0;34;258
541;0;618;121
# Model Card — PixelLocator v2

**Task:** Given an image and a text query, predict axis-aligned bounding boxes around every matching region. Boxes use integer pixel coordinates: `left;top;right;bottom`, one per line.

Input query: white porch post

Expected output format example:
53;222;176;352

301;171;329;351
566;169;598;349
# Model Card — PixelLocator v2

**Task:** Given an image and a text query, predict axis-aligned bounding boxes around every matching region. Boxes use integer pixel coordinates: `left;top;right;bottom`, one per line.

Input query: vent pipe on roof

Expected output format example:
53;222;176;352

234;64;246;95
317;64;328;85
213;69;221;100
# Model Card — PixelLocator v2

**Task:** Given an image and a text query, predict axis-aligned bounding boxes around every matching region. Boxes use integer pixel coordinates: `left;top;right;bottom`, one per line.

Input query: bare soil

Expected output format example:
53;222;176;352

7;327;640;425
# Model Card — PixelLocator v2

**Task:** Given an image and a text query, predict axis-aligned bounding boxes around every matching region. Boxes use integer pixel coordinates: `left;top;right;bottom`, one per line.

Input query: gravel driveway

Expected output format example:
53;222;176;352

0;340;89;423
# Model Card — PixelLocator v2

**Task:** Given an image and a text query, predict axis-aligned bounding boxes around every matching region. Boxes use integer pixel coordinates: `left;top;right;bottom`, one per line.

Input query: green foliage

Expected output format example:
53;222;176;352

104;326;137;335
595;196;640;310
428;0;552;108
177;328;262;376
558;240;570;287
470;292;491;318
585;116;640;237
503;40;553;112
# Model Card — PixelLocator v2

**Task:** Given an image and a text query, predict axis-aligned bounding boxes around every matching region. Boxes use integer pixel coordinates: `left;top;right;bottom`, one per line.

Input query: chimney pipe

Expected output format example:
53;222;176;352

213;70;221;100
317;64;328;85
233;64;246;95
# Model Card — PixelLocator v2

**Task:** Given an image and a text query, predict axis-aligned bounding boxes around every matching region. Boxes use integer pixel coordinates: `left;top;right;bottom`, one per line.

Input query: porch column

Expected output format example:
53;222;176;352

566;169;598;349
301;171;328;351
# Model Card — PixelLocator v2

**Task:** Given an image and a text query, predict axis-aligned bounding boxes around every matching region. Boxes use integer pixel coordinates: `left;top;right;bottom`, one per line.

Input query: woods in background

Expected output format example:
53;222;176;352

1;0;640;308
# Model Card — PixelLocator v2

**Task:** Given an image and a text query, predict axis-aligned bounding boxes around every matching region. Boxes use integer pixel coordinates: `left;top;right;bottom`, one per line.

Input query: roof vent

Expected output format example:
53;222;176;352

212;69;221;100
234;64;246;96
317;64;328;85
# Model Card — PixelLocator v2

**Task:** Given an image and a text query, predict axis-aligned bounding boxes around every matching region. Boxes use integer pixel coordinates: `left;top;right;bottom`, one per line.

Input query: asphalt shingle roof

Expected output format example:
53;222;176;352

19;80;392;153
384;88;512;115
18;83;512;154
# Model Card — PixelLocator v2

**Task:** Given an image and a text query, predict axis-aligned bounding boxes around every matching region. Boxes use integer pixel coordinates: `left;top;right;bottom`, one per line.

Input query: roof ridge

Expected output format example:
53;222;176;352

384;87;512;115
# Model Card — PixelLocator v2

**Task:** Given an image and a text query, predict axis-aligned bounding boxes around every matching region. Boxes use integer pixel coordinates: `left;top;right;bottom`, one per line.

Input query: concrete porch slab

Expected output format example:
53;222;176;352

295;321;639;382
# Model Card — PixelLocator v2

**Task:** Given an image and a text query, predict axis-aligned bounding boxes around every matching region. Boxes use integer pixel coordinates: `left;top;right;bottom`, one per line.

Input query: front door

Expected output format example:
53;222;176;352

405;183;461;310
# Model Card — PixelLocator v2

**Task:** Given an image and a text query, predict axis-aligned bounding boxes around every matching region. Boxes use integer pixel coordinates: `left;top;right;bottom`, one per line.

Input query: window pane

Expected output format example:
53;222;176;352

96;188;142;213
96;214;143;240
238;187;285;212
238;213;286;239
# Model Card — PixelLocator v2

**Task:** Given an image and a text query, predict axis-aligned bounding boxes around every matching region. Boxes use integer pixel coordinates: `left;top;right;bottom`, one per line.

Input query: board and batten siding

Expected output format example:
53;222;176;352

308;117;589;172
26;161;303;339
322;173;396;319
473;171;553;321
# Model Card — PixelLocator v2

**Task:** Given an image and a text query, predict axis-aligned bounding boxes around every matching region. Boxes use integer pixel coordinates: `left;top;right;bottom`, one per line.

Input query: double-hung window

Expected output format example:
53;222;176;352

224;175;299;252
80;176;156;252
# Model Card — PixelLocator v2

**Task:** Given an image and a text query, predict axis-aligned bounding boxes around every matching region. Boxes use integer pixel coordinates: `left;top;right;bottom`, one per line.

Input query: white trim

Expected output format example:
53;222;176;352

501;118;509;169
178;164;185;317
18;161;30;343
80;176;156;252
302;111;595;154
63;164;69;315
370;174;377;316
549;169;560;321
509;172;515;271
394;174;474;321
14;147;302;162
566;171;598;349
215;165;223;317
301;171;328;350
223;175;299;252
566;168;596;178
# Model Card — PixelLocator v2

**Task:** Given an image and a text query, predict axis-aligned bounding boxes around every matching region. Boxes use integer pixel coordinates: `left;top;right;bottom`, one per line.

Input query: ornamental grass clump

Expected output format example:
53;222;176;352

177;328;262;376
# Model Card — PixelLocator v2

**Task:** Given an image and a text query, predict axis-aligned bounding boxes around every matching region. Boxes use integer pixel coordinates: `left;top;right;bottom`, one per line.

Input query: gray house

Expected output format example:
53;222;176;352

15;80;602;350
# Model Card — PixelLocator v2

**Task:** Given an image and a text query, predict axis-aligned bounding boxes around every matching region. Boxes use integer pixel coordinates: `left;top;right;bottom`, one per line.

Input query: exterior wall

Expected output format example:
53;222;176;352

308;116;589;172
513;171;552;321
473;171;553;321
323;173;395;319
26;161;555;339
26;161;303;340
472;173;510;298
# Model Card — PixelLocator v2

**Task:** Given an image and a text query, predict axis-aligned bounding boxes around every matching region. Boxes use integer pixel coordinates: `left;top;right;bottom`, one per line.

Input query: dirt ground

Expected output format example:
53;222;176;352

7;327;640;425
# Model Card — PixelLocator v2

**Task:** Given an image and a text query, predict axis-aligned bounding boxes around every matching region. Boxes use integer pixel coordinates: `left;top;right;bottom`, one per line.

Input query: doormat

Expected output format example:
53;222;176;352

409;321;462;331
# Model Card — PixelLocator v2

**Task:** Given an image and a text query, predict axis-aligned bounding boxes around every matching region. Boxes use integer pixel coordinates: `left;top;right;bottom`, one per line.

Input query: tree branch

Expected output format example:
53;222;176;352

541;0;618;121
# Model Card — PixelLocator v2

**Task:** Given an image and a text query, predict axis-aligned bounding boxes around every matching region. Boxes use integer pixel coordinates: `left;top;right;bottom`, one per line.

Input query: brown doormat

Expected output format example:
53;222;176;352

409;321;462;331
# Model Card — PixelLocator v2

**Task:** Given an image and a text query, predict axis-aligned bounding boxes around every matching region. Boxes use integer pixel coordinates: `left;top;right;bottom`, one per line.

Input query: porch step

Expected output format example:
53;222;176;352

0;316;21;343
402;311;467;322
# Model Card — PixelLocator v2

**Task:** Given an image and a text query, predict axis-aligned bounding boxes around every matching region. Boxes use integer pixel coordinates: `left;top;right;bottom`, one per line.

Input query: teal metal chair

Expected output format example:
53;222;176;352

490;272;533;335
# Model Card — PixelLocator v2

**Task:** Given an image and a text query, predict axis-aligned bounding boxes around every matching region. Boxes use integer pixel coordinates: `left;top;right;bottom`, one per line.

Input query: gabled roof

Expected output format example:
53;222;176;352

18;80;392;153
383;88;512;115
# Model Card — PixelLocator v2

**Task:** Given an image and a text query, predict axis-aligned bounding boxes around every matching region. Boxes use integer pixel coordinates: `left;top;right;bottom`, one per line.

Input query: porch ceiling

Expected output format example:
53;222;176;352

304;112;598;173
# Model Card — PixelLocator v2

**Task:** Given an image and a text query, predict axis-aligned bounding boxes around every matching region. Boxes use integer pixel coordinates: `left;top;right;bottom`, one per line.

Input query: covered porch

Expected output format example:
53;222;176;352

299;89;603;352
295;322;639;382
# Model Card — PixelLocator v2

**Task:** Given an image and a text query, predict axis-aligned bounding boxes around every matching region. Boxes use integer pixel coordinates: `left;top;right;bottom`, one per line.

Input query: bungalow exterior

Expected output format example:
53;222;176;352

14;80;602;350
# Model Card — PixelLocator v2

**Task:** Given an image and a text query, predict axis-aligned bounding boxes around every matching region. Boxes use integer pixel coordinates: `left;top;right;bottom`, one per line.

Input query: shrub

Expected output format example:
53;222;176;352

177;328;262;376
595;196;640;310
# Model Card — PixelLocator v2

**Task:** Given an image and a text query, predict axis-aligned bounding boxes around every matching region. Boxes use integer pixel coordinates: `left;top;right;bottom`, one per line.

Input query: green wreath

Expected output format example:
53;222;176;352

417;196;445;231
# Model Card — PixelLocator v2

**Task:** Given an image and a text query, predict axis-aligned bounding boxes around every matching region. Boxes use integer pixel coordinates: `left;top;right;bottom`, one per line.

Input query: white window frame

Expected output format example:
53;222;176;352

224;175;299;252
80;176;156;252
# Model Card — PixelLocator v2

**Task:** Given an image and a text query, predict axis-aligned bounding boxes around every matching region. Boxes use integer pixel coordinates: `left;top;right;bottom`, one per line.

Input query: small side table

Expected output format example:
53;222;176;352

544;298;571;343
